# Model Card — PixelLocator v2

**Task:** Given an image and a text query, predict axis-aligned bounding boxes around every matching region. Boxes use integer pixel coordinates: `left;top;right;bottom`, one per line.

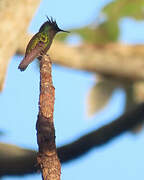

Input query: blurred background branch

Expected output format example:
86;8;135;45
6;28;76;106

17;34;144;81
0;0;41;91
0;143;37;176
1;102;144;176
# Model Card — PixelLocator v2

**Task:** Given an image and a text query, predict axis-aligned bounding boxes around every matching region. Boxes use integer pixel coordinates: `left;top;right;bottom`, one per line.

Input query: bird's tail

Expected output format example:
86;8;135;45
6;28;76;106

18;42;45;71
18;58;29;71
18;50;39;71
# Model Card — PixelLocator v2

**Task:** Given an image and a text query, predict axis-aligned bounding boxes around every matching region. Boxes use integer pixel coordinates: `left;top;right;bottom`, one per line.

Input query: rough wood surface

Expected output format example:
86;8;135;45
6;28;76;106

0;0;40;91
36;55;61;180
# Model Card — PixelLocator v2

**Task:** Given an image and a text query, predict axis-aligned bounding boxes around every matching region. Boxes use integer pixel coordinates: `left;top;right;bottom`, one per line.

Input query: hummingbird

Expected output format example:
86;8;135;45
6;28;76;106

18;17;69;71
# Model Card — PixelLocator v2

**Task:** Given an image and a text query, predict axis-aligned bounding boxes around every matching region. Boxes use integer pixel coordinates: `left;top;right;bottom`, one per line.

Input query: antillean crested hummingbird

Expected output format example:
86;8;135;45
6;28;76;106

18;17;69;71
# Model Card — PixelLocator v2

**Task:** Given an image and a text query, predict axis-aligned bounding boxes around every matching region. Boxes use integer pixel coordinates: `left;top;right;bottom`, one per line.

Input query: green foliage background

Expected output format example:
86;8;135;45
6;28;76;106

57;0;144;44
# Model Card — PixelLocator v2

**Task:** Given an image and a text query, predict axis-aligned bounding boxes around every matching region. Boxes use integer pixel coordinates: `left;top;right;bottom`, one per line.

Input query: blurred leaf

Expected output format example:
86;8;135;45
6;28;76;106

74;27;97;43
56;27;97;43
56;22;119;44
87;79;117;117
56;0;144;44
94;20;119;43
103;0;144;20
133;81;144;103
124;82;144;134
56;32;68;41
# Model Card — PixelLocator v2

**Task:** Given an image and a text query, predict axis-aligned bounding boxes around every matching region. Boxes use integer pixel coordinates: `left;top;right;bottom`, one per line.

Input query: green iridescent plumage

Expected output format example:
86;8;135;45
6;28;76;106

25;32;50;55
18;17;69;71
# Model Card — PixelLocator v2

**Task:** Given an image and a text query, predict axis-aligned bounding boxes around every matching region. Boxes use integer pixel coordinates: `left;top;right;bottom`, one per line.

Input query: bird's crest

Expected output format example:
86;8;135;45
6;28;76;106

39;16;59;32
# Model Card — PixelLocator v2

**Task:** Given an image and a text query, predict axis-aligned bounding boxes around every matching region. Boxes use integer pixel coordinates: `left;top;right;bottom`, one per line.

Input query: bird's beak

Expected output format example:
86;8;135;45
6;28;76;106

58;29;70;33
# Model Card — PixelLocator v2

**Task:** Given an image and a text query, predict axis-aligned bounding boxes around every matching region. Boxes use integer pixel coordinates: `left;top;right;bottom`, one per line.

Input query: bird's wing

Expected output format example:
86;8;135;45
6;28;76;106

25;33;40;55
18;41;45;71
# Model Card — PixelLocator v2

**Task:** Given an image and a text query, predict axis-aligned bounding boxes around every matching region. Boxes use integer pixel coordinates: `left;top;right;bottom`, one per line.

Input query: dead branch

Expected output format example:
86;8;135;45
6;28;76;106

36;55;61;180
58;103;144;162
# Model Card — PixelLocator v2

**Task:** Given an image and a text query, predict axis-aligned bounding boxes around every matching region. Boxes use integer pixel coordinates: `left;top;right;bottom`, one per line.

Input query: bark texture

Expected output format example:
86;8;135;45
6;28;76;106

36;55;61;180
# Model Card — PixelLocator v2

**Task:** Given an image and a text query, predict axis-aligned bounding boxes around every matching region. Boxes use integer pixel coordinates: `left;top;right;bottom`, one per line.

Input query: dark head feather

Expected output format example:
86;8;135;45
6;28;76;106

39;16;59;32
